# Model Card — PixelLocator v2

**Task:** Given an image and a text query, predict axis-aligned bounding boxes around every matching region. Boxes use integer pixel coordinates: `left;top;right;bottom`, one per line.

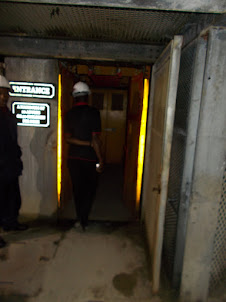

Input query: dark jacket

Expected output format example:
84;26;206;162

0;107;23;183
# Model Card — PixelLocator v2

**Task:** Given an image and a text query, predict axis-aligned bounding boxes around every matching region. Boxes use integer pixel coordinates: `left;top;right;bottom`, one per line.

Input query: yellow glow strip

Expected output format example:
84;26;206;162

136;78;149;208
57;74;62;207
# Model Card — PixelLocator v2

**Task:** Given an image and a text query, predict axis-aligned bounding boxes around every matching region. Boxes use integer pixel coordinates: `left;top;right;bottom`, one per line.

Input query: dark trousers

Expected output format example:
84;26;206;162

0;177;21;227
68;159;97;227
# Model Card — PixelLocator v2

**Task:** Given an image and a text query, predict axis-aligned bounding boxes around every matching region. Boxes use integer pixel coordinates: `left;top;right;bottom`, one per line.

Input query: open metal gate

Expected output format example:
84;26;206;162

162;36;208;288
142;36;182;293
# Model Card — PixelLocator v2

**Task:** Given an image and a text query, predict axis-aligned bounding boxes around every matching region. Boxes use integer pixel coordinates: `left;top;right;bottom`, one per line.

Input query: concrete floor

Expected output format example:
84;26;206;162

90;164;133;222
1;221;225;302
0;220;163;302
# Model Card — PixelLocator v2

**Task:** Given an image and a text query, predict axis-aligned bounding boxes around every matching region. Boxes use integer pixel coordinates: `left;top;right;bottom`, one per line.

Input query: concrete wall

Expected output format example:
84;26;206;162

5;57;59;219
180;27;226;301
9;0;226;13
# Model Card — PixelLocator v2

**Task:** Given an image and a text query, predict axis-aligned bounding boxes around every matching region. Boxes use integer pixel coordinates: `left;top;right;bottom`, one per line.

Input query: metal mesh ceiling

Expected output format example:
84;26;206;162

0;2;216;44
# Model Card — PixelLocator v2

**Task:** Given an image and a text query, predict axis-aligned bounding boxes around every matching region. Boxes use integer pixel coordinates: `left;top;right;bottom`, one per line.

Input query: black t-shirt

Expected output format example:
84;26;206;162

0;107;23;182
64;102;101;162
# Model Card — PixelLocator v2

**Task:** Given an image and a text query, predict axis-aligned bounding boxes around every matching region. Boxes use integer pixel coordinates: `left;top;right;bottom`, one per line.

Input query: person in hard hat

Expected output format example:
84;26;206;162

64;81;104;231
0;75;28;233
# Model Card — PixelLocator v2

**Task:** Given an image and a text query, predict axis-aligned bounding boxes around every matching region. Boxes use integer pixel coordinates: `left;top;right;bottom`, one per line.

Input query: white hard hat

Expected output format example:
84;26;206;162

0;75;10;89
72;81;90;98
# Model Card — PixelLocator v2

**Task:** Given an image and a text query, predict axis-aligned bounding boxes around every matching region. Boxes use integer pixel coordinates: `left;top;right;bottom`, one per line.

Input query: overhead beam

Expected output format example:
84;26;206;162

2;0;225;13
0;36;164;64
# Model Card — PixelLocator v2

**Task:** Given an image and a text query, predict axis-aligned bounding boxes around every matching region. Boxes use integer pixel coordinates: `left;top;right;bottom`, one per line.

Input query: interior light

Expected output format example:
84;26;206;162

136;78;149;209
57;74;62;207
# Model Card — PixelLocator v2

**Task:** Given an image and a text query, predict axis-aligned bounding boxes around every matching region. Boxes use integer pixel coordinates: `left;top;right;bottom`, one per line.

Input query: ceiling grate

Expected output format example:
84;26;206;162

0;3;217;44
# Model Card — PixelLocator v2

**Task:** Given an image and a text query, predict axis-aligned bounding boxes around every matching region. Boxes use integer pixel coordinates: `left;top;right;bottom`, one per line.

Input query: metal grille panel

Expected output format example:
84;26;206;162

209;166;226;293
0;3;216;44
162;40;197;281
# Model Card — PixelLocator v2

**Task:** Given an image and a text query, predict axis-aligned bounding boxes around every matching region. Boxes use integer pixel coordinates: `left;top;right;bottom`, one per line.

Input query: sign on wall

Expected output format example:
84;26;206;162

12;102;50;128
9;82;55;99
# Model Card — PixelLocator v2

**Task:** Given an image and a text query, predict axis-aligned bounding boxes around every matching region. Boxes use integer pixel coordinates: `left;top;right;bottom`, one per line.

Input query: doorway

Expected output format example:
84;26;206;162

59;65;143;222
88;89;131;221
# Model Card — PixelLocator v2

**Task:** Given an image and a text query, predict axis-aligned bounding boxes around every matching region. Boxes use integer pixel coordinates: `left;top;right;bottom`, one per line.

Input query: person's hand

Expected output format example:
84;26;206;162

96;162;104;173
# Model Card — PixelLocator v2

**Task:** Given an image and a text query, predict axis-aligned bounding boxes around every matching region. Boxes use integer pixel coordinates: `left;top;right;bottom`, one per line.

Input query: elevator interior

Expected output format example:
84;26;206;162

59;62;149;222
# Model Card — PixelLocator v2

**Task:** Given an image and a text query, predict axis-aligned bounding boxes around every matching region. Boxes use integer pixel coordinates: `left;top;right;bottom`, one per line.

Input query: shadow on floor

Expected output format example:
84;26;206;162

0;295;29;302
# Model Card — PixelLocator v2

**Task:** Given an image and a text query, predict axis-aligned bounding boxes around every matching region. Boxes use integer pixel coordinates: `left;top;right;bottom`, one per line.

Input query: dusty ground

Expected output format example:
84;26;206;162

0;220;165;302
1;220;224;302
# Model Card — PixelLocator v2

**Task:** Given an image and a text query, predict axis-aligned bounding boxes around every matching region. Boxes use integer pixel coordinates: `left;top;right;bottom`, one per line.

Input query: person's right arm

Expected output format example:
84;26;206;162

91;133;104;173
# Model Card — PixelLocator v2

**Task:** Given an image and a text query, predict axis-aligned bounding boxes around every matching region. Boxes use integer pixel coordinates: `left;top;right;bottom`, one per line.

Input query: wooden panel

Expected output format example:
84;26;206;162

123;73;143;215
90;89;127;164
142;36;182;293
146;60;170;250
105;91;127;164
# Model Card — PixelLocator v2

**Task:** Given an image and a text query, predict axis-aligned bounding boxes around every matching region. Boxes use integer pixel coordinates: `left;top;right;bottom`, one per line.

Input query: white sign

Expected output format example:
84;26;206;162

9;82;55;99
12;102;50;128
